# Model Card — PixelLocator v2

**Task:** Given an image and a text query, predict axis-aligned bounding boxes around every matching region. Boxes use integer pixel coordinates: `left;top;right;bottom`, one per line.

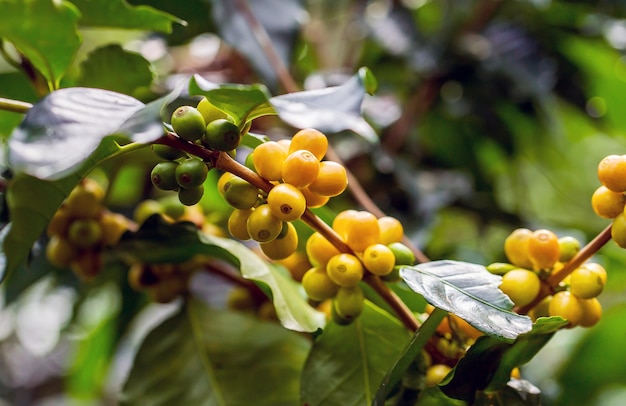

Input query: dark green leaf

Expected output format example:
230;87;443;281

301;301;410;406
440;317;565;403
269;70;379;143
8;86;180;180
0;72;39;139
0;0;81;86
189;75;275;126
400;260;532;341
416;386;466;406
76;45;154;95
473;379;542;406
115;215;325;332
121;299;311;406
70;0;182;32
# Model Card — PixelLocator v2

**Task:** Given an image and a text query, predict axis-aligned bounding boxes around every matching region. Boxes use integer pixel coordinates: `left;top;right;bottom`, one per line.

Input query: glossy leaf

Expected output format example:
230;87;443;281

8;86;180;180
70;0;182;32
400;260;532;341
121;299;311;406
300;301;410;406
0;0;81;86
114;215;325;332
76;45;154;95
440;317;566;403
269;69;379;143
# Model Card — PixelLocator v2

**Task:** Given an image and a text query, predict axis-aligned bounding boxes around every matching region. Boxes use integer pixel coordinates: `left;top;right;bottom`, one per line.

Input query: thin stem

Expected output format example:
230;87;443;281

364;274;420;331
0;97;32;114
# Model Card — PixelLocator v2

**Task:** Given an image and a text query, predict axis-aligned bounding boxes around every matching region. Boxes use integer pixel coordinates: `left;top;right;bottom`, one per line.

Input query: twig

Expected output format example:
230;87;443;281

0;97;32;114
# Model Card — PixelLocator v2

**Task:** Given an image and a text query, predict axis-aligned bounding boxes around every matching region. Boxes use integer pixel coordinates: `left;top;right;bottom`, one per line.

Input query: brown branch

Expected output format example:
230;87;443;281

0;97;32;114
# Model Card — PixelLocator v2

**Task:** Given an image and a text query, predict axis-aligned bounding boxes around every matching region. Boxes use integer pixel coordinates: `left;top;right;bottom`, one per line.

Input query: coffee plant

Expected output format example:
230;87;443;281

2;1;626;405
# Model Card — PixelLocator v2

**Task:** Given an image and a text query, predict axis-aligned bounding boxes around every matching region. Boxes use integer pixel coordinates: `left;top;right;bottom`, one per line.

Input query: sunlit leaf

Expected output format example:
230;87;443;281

301;301;410;406
8;86;180;180
0;0;81;86
269;69;379;143
121;299;310;406
70;0;182;32
76;45;154;95
114;216;325;332
400;260;532;341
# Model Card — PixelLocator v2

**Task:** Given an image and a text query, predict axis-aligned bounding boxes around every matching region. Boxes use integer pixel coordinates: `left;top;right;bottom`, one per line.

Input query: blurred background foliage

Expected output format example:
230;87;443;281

2;0;626;404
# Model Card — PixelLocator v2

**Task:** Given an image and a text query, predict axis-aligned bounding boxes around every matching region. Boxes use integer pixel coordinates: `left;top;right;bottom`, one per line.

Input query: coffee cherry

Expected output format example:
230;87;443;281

486;262;517;275
223;176;259;210
499;269;541;307
598;154;626;192
46;235;78;268
527;229;560;270
151;162;180;191
300;187;330;208
306;232;341;268
100;212;130;246
326;253;364;287
65;179;105;219
68;219;103;249
152;144;186;161
47;207;72;237
362;244;395;276
569;265;606;299
134;199;163;224
289;128;328;161
579;297;603;327
178;185;204;206
558;236;581;263
253;141;288;181
302;267;340;301
171;105;206;141
387;242;416;266
377;216;404;245
504;228;533;269
276;251;311;282
197;97;229;124
307;161;348;197
611;212;626;248
528;296;552;321
426;364;452;387
70;249;103;280
267;183;306;222
246;204;283;243
549;290;583;327
282;150;320;188
203;118;241;151
343;211;380;252
228;209;252;240
591;185;626;219
260;222;299;260
175;158;208;188
334;285;365;321
332;210;360;240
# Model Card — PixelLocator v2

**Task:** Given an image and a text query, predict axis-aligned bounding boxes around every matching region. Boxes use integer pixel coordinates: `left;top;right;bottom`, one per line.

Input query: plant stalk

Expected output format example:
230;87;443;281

0;97;32;114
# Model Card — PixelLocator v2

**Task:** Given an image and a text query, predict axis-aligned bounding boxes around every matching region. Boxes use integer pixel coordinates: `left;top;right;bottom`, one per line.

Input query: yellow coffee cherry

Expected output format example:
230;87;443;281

598;154;626;192
377;216;404;245
579;297;603;328
276;251;311;282
300;186;330;208
47;206;72;237
362;244;396;276
527;229;560;271
591;185;626;219
100;212;131;246
504;228;533;269
326;253;364;287
499;268;541;307
65;178;105;219
612;212;626;248
307;161;348;197
46;235;78;268
549;291;584;327
282;149;320;188
558;236;581;263
343;211;380;252
528;296;552;321
267;183;307;222
301;267;340;301
246;204;283;243
306;232;341;268
425;364;452;387
228;209;252;240
253;141;288;181
289;128;328;161
332;209;360;240
260;222;299;260
569;265;607;299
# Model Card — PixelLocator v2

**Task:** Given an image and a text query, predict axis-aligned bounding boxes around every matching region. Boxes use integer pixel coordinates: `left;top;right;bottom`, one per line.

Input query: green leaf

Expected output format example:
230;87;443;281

8;86;180;180
70;0;182;32
114;216;325;332
300;301;410;406
121;299;311;406
416;386;466;406
440;317;565;403
0;72;39;139
400;260;533;341
0;0;82;86
269;70;379;143
76;44;154;95
189;75;275;126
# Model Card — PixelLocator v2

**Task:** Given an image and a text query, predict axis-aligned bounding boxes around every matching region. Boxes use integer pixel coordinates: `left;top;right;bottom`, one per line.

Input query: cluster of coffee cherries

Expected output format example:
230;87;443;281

128;257;204;303
301;210;416;324
490;227;605;328
150;98;245;206
222;129;349;261
592;154;626;248
46;179;131;280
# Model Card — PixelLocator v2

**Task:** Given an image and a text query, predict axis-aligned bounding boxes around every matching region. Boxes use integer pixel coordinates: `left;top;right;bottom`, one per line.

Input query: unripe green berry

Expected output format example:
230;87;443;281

178;185;204;206
171;106;206;141
558;236;581;263
334;285;365;321
175;158;209;188
197;97;229;124
387;242;416;266
151;162;180;191
151;144;186;161
203;119;241;151
223;176;259;210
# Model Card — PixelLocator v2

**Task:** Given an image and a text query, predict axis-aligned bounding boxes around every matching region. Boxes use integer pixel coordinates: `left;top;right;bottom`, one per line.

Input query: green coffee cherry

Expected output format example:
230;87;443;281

178;185;204;206
223;176;259;210
151;162;180;191
387;242;416;266
151;144;185;161
159;195;186;220
197;97;229;124
558;236;581;263
331;304;354;326
175;158;209;188
203;119;241;151
334;285;365;321
171;106;206;141
246;204;283;243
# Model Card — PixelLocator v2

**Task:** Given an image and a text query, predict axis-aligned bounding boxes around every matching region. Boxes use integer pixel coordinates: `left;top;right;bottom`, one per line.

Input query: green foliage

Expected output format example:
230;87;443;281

70;0;181;32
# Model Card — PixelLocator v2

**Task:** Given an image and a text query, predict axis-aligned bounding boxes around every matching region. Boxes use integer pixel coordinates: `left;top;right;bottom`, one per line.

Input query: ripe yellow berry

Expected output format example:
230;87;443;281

598;154;626;192
549;291;584;327
332;210;360;240
326;253;364;287
504;228;533;269
343;211;380;252
100;212;130;246
362;244;396;276
267;183;307;222
300;187;330;208
282;150;320;188
260;222;299;260
591;185;626;219
253;141;288;181
527;229;560;270
306;232;341;268
276;251;311;282
377;216;404;245
301;267;340;301
425;364;452;387
46;236;78;268
579;297;603;328
499;268;541;307
307;161;348;197
569;265;606;299
612;212;626;248
228;209;252;240
289;128;328;161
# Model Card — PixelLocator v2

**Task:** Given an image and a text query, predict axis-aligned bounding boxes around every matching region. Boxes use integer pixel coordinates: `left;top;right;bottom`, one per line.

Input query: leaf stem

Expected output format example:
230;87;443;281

0;97;33;114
